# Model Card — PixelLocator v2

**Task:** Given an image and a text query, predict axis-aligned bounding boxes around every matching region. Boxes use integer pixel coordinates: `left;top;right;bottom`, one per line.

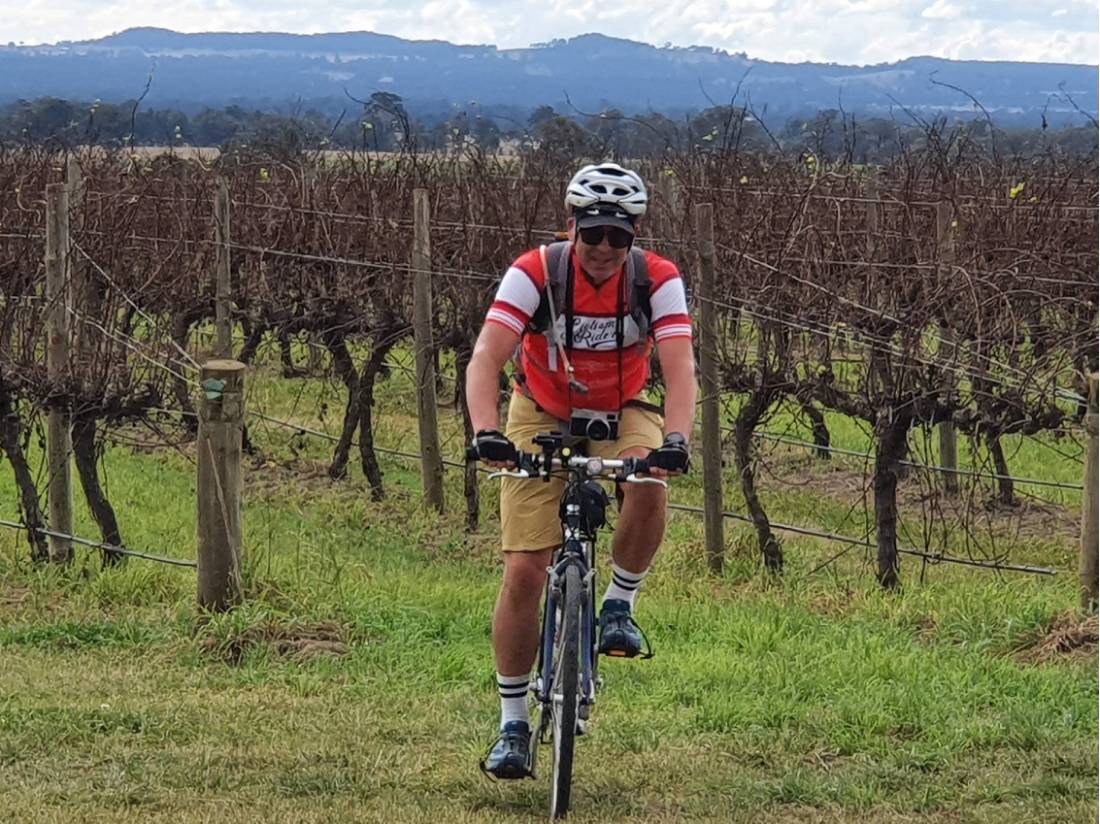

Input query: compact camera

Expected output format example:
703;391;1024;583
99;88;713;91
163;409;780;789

569;409;619;441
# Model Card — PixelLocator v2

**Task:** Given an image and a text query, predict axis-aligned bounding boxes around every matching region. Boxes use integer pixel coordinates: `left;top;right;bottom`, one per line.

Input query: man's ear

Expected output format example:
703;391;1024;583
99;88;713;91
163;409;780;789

566;217;576;241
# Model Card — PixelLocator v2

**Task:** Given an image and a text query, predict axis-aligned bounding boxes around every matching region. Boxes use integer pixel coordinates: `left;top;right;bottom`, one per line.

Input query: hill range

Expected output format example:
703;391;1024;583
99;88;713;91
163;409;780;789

1;27;1096;126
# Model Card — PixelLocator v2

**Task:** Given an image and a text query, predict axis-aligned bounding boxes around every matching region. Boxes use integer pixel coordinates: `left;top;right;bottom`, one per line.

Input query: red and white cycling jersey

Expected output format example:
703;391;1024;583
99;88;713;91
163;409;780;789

485;245;693;421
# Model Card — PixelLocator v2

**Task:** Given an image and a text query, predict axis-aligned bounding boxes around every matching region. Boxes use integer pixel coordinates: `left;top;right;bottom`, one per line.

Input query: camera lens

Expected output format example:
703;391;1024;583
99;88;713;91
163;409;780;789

586;418;610;441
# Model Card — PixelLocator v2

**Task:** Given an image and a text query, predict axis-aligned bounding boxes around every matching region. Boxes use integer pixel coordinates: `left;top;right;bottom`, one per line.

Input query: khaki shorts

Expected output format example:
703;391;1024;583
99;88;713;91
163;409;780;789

500;392;664;552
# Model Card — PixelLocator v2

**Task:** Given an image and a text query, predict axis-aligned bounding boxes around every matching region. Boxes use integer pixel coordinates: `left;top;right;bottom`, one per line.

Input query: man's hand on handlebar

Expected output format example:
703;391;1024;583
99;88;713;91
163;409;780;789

470;429;518;468
645;432;690;478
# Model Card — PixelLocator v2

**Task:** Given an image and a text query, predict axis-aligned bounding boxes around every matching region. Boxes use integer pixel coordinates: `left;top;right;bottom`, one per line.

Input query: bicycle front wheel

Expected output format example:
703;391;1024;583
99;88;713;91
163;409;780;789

550;562;583;819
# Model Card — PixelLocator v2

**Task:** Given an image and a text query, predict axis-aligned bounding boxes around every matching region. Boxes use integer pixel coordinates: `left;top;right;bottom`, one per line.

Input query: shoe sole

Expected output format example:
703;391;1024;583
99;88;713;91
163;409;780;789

600;647;639;657
599;632;641;658
485;757;532;780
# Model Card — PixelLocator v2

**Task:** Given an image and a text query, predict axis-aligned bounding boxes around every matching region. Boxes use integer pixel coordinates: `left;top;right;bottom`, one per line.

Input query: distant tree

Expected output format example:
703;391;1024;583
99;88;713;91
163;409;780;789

0;95;1095;161
528;105;556;131
688;105;770;153
366;91;413;151
193;108;244;145
532;115;598;162
585;108;628;158
471;115;501;151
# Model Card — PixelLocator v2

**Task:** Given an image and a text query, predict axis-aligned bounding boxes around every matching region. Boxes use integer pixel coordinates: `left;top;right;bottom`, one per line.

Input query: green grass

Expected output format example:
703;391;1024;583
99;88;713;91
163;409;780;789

0;346;1095;822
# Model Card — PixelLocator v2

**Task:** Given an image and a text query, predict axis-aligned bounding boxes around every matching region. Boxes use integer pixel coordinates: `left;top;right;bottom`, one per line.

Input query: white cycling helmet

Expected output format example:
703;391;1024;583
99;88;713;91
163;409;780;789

565;162;648;227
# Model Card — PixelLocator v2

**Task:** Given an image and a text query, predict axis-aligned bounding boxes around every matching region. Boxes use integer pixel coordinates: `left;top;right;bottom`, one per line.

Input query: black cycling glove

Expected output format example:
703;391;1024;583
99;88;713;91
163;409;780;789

473;429;518;464
648;432;691;473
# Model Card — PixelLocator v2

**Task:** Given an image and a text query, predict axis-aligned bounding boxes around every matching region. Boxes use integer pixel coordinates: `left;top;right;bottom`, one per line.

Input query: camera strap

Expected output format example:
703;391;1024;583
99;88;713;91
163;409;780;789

538;243;583;395
616;268;625;416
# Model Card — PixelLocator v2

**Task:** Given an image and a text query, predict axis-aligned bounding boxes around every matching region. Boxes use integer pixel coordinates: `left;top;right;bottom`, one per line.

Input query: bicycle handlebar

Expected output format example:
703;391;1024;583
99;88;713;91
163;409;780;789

464;446;665;486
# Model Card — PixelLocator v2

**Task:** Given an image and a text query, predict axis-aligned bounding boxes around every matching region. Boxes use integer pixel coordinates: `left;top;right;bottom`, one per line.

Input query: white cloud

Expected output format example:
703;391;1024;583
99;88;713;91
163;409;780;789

921;0;965;19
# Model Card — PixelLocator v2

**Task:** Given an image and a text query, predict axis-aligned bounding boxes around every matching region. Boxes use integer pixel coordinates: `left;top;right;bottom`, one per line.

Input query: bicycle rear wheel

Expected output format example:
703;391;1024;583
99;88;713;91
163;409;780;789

550;562;583;819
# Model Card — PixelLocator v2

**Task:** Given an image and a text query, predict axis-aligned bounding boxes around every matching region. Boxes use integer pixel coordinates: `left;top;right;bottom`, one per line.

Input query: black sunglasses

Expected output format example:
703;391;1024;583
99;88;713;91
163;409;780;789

579;226;634;249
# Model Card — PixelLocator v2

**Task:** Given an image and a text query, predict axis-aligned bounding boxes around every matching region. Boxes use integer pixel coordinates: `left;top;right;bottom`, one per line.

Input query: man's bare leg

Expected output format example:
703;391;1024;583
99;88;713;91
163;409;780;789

493;547;554;676
611;446;667;574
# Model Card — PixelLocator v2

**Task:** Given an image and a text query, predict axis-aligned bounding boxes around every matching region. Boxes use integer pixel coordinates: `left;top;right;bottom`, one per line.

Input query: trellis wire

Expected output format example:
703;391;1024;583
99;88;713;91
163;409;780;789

0;518;197;568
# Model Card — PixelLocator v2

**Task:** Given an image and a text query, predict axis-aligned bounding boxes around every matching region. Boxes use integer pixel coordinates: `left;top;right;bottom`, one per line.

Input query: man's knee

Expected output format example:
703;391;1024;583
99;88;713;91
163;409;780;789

502;549;554;597
621;481;666;513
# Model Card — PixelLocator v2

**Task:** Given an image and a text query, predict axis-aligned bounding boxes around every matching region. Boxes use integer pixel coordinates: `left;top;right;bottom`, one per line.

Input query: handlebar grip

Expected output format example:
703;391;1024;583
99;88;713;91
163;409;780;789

467;446;535;471
630;456;651;475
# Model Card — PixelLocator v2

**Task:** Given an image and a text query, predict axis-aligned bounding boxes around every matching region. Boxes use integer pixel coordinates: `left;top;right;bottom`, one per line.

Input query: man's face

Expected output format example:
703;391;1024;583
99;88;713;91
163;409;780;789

568;218;633;281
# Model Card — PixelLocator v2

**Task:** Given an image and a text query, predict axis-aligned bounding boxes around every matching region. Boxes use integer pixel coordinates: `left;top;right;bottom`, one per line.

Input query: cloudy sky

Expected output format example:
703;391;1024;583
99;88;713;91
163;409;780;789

4;0;1098;65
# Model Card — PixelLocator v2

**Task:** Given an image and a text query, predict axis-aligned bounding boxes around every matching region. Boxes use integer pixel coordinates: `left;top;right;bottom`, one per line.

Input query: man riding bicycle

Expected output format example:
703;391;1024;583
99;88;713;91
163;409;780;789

466;162;697;778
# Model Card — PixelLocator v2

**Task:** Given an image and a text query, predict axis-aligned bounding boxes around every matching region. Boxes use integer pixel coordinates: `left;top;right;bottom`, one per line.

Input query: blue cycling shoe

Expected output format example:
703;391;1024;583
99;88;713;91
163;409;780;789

479;721;533;779
598;599;652;658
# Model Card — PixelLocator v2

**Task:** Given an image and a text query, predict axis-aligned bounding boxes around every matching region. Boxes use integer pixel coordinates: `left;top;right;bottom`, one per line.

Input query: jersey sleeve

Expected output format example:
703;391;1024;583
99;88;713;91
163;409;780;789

646;253;693;342
485;249;544;336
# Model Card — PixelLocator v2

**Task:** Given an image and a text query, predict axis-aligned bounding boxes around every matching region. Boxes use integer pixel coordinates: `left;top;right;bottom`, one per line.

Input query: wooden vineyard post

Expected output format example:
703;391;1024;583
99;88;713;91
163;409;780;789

935;201;959;495
214;178;232;358
1081;373;1098;612
197;360;246;611
412;188;445;514
45;182;73;564
694;202;724;574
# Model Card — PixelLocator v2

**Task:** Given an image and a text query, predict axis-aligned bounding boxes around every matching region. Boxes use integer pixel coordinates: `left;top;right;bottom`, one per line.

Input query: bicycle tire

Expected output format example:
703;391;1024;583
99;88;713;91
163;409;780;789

550;562;583;819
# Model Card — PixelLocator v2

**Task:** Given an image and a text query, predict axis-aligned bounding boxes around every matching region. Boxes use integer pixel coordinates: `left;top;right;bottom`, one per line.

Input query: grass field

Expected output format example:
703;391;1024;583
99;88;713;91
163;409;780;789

0;348;1096;822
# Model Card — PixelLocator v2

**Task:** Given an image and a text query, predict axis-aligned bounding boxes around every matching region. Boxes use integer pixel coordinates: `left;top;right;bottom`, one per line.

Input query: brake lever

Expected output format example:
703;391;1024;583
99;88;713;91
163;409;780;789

485;451;540;480
488;468;532;480
616;457;667;487
621;474;668;487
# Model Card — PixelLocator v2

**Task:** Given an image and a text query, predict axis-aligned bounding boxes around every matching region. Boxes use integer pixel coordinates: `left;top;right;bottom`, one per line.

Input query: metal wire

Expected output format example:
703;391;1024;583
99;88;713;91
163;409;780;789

664;503;1056;576
150;403;1067;574
0;518;197;568
750;429;1085;490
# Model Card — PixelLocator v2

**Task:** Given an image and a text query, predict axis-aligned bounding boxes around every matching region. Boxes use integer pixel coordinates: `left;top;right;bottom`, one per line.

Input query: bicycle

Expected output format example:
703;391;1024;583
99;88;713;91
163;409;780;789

470;430;666;819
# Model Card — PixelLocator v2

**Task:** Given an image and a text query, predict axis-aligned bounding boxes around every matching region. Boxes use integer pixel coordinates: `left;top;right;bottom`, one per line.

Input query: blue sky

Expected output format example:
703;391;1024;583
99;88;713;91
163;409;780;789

4;0;1098;65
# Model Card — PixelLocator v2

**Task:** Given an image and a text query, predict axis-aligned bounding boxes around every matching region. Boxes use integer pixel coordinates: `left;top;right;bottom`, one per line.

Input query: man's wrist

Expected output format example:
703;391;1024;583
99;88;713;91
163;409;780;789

664;431;689;446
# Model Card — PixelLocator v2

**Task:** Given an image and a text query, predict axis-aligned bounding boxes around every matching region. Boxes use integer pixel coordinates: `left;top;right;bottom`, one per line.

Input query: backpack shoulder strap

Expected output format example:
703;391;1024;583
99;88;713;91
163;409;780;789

531;240;572;333
547;240;572;314
626;246;652;341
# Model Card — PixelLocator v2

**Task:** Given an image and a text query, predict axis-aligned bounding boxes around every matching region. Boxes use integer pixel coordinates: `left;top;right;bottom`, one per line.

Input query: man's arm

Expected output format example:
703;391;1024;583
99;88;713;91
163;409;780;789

655;336;697;440
466;321;522;433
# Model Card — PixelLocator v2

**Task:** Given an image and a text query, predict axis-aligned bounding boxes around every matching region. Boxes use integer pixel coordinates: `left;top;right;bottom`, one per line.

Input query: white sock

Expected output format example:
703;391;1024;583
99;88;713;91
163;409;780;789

497;672;530;729
603;562;649;612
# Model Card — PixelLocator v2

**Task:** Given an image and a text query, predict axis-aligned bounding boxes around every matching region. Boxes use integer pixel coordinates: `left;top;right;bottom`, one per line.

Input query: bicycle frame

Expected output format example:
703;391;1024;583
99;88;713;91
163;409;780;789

535;479;601;735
